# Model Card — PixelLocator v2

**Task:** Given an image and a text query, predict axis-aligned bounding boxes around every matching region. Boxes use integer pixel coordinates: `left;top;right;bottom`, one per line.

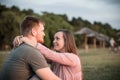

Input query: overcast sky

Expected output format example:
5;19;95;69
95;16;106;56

0;0;120;29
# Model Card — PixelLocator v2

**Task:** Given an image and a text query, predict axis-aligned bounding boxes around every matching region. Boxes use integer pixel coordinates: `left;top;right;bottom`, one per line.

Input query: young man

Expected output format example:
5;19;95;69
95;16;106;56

0;16;61;80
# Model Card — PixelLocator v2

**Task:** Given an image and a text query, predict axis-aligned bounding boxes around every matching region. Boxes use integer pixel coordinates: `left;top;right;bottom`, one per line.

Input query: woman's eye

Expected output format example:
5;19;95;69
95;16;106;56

56;37;60;40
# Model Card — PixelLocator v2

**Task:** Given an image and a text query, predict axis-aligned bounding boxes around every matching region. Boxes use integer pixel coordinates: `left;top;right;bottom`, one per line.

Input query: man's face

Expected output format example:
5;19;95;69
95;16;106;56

36;23;45;43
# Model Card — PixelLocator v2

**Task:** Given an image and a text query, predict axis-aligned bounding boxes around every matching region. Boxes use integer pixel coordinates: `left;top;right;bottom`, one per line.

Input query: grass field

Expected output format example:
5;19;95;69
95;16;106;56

79;48;120;80
0;49;120;80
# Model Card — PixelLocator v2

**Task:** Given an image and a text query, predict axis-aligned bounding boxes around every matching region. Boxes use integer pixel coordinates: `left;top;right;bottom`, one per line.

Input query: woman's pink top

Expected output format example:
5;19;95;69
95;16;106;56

37;43;82;80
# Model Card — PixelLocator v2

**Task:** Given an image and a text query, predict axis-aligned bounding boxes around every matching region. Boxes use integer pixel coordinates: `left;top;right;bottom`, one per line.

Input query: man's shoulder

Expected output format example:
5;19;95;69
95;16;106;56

11;43;43;59
19;43;38;50
14;43;40;55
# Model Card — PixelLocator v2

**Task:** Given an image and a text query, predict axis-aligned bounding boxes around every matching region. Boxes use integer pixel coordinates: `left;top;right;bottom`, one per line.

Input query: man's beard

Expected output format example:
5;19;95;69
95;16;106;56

38;39;44;43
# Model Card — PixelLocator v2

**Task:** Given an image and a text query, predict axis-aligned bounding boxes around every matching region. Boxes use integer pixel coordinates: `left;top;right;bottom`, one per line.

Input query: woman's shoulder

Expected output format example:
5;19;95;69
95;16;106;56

64;53;80;60
64;53;80;66
64;52;78;57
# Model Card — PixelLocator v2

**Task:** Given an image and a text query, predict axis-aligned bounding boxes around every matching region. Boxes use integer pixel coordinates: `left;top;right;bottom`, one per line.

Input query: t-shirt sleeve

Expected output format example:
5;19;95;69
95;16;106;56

26;49;48;71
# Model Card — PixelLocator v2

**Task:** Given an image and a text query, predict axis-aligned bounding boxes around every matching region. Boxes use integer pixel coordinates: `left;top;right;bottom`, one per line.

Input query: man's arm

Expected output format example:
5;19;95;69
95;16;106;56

36;67;61;80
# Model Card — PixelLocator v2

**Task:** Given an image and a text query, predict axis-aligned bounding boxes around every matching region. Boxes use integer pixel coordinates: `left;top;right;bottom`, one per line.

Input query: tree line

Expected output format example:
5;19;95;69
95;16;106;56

0;4;120;50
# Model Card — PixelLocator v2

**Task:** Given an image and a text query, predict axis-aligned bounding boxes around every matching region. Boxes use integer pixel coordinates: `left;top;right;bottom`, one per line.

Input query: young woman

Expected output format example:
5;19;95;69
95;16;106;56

14;29;82;80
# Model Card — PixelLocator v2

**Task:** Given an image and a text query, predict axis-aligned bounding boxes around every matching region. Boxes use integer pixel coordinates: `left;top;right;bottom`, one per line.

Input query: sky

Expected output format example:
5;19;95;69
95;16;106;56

0;0;120;29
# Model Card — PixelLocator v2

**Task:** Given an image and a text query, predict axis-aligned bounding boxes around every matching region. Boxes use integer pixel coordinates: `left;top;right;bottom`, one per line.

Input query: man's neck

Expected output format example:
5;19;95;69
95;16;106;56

25;35;37;47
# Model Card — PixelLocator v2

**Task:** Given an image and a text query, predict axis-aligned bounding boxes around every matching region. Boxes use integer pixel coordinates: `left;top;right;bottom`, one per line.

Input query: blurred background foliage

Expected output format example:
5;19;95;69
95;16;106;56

0;4;120;50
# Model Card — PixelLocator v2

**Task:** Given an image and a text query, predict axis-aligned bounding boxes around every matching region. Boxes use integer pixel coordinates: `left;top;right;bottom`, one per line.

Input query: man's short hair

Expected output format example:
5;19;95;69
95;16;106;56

20;16;45;36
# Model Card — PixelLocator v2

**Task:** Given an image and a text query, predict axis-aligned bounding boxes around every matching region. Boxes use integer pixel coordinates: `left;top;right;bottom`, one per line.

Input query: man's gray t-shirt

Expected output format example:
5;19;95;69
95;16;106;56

0;43;48;80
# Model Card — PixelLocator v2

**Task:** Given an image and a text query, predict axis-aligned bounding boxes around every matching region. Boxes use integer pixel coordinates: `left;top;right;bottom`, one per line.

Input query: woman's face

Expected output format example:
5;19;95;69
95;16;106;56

53;32;65;52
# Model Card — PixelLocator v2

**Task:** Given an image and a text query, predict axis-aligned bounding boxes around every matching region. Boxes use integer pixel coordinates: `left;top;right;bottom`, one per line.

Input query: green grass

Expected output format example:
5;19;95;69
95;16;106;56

0;49;120;80
79;49;120;80
0;51;9;69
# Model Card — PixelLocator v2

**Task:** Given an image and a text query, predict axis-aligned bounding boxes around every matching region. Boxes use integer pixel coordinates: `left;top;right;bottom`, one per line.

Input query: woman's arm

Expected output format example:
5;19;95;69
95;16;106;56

36;67;61;80
20;37;79;66
37;43;79;67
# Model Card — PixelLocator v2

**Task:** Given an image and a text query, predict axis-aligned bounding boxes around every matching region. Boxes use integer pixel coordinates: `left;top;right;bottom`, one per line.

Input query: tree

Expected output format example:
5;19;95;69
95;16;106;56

0;11;20;49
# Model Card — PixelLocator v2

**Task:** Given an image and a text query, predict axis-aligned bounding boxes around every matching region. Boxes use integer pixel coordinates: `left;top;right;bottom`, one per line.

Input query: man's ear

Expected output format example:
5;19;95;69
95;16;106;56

31;28;37;36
